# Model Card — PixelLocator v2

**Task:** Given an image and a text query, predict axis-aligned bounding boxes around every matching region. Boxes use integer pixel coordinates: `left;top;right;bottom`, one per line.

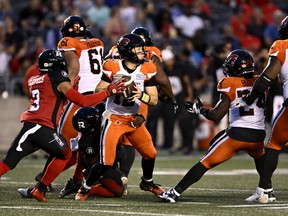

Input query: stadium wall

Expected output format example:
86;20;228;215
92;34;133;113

0;97;28;151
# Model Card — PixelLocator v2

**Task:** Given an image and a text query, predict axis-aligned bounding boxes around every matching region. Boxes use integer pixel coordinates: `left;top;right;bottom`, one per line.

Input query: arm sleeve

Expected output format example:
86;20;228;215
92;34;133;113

65;88;108;107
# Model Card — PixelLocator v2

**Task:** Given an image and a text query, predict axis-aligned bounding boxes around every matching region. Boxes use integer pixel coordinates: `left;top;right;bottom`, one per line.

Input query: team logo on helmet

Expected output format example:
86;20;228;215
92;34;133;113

226;54;238;67
61;70;68;77
119;38;130;46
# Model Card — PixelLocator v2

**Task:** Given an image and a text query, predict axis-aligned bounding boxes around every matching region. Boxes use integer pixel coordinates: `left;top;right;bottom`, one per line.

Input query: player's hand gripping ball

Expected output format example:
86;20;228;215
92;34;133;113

122;75;136;98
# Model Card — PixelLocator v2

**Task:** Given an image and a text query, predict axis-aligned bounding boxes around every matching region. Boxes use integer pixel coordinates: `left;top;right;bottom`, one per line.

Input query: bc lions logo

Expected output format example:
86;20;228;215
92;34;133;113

119;37;130;47
227;54;238;67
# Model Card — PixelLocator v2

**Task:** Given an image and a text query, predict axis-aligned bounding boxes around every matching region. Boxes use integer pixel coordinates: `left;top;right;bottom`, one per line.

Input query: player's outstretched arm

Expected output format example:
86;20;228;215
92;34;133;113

58;80;125;106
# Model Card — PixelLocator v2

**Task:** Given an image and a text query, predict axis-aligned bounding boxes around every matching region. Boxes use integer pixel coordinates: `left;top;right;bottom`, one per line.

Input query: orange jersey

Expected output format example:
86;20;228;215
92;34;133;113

217;76;265;130
102;59;156;115
266;40;288;150
58;37;104;93
105;45;162;62
269;40;288;100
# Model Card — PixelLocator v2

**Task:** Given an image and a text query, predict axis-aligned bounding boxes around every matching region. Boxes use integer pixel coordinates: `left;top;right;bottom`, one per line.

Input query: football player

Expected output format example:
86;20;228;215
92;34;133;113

158;49;268;203
104;27;176;194
75;33;164;201
106;27;176;109
235;16;288;203
71;105;127;198
30;15;106;197
0;49;124;202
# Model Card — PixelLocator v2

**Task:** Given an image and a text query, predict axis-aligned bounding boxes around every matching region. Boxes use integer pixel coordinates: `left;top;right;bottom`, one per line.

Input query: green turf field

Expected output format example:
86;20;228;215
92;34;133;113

0;151;288;216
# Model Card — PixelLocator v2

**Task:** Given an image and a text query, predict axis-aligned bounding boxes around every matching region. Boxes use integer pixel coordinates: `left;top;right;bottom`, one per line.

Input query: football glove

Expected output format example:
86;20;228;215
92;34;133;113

106;80;126;96
130;113;145;128
234;94;255;108
185;97;203;114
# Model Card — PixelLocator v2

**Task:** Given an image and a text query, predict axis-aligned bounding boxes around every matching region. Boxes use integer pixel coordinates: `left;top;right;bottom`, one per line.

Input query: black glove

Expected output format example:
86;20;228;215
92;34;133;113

185;97;203;114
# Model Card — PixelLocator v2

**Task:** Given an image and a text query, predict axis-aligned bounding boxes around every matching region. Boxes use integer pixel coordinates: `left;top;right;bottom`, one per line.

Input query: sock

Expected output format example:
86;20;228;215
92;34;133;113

259;148;280;189
73;152;84;180
119;145;135;177
175;162;208;194
63;150;77;171
254;154;265;176
40;154;70;186
141;158;155;180
0;161;11;176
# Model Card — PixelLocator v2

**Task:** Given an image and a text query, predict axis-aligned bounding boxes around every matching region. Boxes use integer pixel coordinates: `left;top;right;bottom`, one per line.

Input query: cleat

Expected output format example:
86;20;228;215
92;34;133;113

59;178;82;198
17;188;33;198
75;186;90;201
267;188;277;202
139;177;164;196
121;177;128;196
31;186;47;202
245;187;276;203
158;188;180;203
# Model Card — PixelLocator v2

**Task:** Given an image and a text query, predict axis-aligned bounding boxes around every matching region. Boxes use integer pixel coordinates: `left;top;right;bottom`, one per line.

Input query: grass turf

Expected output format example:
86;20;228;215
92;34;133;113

0;150;288;216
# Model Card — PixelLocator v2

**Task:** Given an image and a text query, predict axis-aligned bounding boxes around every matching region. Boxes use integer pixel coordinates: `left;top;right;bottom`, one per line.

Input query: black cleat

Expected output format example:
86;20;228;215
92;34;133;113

59;178;82;198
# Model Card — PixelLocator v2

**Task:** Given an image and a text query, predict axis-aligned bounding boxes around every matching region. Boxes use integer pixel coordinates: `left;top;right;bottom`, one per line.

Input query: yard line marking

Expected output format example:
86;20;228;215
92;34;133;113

221;203;288;208
153;168;288;176
0;206;199;216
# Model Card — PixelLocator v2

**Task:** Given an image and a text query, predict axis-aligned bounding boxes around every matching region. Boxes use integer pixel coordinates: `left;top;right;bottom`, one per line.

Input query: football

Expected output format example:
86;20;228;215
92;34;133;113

122;75;136;98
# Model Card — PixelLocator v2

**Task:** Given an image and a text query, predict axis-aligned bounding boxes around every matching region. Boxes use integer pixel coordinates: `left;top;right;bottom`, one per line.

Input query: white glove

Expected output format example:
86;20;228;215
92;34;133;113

185;98;203;114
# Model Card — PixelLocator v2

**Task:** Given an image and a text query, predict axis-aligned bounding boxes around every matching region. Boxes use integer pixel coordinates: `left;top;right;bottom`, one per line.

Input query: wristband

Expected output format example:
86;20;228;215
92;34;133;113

139;92;151;104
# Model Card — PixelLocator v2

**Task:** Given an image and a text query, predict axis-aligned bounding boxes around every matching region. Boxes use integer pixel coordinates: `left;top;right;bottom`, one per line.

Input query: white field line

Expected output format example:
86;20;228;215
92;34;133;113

0;206;199;216
152;168;288;176
221;203;288;208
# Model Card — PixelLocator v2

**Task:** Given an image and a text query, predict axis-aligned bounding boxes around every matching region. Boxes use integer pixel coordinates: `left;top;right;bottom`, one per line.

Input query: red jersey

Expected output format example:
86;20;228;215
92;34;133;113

21;70;70;129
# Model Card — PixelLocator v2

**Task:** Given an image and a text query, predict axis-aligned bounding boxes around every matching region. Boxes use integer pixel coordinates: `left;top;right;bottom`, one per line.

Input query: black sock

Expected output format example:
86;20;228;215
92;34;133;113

142;158;155;180
259;148;280;189
37;181;48;192
119;145;135;177
175;162;208;194
254;154;265;176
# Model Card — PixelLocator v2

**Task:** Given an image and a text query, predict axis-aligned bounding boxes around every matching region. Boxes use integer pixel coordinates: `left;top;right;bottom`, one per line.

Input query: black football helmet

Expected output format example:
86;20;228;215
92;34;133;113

222;49;254;78
131;27;153;46
60;15;86;38
279;16;288;40
72;106;101;134
117;33;146;64
38;49;68;74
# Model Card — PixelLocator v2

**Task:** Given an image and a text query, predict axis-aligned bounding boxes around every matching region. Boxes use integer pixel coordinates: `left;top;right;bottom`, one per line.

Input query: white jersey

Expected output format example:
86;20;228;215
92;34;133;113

217;76;266;130
58;37;104;93
102;59;156;115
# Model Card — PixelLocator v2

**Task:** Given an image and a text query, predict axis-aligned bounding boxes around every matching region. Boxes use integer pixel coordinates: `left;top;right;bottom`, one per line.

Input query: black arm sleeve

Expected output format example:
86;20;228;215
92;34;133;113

246;74;272;105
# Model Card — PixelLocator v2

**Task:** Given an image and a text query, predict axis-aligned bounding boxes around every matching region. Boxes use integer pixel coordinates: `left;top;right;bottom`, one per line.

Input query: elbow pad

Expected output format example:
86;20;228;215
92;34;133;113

253;74;272;94
247;74;272;105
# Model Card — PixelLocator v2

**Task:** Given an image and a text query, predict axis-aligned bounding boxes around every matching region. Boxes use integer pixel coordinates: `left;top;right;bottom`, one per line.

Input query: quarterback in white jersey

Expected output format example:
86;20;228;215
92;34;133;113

75;34;164;201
